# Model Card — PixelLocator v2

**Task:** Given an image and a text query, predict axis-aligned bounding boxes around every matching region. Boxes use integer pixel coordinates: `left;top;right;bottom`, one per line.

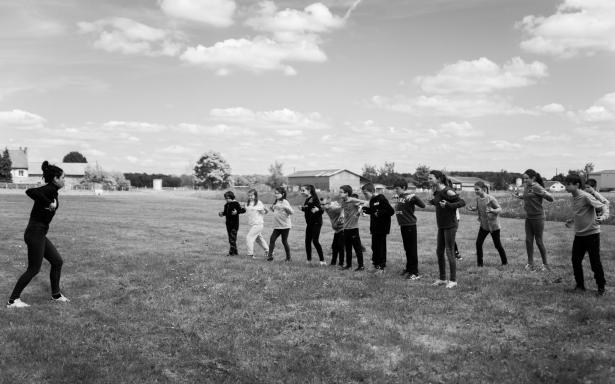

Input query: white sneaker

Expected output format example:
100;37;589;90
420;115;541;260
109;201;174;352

524;264;534;271
319;261;327;266
51;294;70;303
408;274;422;281
446;281;458;289
432;279;447;286
6;298;30;308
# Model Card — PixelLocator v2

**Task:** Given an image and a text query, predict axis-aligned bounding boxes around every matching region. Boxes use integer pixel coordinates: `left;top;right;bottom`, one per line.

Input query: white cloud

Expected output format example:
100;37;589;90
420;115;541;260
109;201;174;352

102;121;167;132
416;57;548;94
162;144;191;154
159;0;236;27
540;103;566;113
438;121;481;137
78;17;184;56
578;92;615;122
371;94;533;118
245;1;346;42
518;0;615;58
209;107;328;129
180;35;326;75
0;109;46;130
491;140;522;151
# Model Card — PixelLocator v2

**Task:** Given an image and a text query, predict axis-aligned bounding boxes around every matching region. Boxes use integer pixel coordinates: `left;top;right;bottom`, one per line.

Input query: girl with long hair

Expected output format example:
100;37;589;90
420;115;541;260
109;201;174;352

512;169;553;271
300;185;326;265
267;187;293;261
245;189;269;259
7;161;69;308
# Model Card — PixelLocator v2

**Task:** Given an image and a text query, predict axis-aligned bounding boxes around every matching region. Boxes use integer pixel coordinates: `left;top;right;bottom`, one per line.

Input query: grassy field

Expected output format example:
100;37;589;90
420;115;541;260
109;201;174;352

1;191;614;383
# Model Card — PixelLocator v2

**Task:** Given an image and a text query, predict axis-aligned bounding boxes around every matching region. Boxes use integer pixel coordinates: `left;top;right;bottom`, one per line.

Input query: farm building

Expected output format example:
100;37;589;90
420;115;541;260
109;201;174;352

28;162;88;189
287;169;369;193
545;181;565;192
588;170;615;191
448;176;491;191
8;147;29;183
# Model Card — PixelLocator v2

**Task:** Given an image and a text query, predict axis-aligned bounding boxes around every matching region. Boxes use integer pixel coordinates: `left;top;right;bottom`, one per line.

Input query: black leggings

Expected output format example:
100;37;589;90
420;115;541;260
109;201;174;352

331;231;345;265
305;222;324;261
476;228;507;266
269;228;291;260
436;227;457;282
10;222;63;300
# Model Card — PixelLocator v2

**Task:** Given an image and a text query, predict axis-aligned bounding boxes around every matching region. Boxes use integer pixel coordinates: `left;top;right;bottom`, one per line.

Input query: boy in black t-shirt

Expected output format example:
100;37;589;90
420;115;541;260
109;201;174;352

218;191;245;256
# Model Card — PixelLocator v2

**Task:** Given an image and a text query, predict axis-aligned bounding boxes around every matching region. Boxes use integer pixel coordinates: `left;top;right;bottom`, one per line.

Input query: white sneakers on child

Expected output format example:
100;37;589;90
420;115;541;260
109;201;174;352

431;280;458;289
431;279;447;286
319;261;327;266
445;281;457;289
6;298;30;308
51;294;70;302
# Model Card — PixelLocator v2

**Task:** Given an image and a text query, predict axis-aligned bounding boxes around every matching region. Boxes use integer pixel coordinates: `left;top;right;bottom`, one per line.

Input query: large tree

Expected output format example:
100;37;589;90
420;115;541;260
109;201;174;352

361;164;378;182
267;161;286;188
413;164;430;189
193;151;233;189
0;148;13;182
63;151;88;163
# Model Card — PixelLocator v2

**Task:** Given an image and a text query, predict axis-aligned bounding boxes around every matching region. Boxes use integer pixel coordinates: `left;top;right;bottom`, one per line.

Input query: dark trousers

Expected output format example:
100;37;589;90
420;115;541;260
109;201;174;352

572;234;605;289
305;222;324;261
226;222;239;255
343;228;363;268
400;225;418;274
10;223;63;300
331;231;345;265
269;228;291;260
436;227;457;282
476;228;507;266
525;219;547;265
371;234;388;269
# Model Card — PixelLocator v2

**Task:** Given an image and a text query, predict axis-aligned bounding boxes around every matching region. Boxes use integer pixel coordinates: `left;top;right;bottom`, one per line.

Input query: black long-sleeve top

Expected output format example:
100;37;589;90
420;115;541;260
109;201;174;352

25;183;60;226
362;194;395;235
221;201;245;226
300;196;323;225
430;187;466;229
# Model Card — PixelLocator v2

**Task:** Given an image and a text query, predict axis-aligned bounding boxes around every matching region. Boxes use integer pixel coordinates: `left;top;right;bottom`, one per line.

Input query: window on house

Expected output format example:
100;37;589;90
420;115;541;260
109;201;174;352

18;170;24;176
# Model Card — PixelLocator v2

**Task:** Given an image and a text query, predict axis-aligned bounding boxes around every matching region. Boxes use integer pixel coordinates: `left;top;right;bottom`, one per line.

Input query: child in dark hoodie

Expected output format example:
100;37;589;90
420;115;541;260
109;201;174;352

218;191;245;256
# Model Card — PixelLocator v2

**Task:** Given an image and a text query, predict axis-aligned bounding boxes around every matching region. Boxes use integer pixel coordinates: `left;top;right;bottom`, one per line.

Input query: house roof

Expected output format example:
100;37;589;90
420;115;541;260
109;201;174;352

288;169;362;178
7;149;28;169
29;162;87;177
590;170;615;174
448;176;491;185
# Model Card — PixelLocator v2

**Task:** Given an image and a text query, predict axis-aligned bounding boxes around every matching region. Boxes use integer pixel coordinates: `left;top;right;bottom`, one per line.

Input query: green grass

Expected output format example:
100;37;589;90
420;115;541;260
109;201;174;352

1;191;614;383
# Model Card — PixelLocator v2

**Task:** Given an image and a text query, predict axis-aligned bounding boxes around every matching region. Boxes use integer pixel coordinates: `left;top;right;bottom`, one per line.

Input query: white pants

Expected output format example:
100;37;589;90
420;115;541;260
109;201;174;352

246;224;269;255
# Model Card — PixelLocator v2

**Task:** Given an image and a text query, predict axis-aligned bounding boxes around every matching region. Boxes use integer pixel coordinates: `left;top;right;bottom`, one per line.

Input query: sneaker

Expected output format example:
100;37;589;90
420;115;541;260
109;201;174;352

446;281;458;289
524;264;534;271
354;266;365;271
319;261;327;266
407;274;422;281
248;254;254;259
266;256;274;261
399;270;410;276
597;287;606;296
341;265;351;270
375;268;385;275
538;264;551;272
432;279;447;286
264;251;269;259
51;294;70;303
6;298;30;308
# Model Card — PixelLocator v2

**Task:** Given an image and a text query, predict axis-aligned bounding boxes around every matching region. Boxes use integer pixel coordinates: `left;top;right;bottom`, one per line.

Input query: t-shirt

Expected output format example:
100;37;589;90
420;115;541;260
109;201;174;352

476;195;501;232
325;205;344;233
245;201;266;226
395;192;425;227
572;191;604;237
271;199;293;229
430;187;466;229
523;183;547;220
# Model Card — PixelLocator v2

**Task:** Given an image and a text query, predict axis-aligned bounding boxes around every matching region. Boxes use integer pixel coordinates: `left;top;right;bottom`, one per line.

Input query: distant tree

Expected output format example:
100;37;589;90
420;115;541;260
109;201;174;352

234;175;251;186
362;164;378;182
194;151;233;189
267;161;286;189
493;169;510;191
552;173;566;183
584;162;595;181
413;164;430;189
63;151;88;163
180;174;195;188
0;148;12;182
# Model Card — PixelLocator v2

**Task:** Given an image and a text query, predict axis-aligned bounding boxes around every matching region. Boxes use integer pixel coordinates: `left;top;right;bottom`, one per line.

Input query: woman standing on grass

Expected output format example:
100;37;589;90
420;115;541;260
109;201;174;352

513;169;553;271
267;187;293;262
466;181;508;267
245;189;269;259
300;185;326;266
7;161;70;308
428;170;466;289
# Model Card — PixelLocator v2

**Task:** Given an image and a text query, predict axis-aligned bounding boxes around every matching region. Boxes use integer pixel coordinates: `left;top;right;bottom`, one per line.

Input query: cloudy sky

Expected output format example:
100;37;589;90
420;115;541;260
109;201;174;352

1;0;614;177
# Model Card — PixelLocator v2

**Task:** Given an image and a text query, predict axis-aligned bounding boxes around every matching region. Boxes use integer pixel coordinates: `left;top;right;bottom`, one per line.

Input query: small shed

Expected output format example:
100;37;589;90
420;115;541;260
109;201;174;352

287;169;369;193
447;176;491;191
588;170;615;192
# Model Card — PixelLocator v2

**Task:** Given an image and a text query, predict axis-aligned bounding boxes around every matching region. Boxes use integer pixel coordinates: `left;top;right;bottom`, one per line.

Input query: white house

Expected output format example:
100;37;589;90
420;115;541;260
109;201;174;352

8;147;29;183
